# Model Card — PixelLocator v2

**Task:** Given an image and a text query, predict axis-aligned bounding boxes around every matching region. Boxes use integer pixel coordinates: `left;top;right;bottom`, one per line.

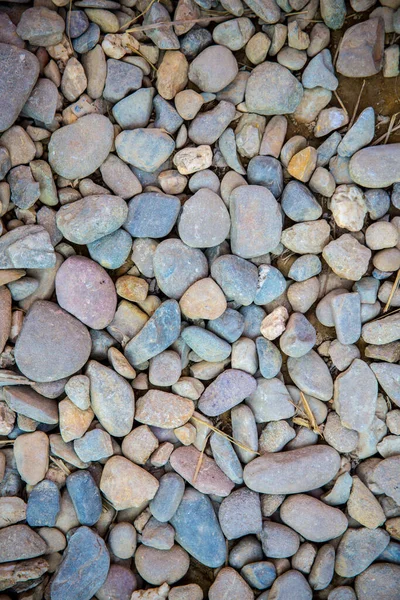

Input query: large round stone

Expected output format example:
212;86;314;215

48;114;114;180
188;45;238;92
349;144;400;188
153;239;208;299
245;62;304;115
56;256;116;329
115;128;175;173
280;494;348;542
178;189;231;248
15;301;91;383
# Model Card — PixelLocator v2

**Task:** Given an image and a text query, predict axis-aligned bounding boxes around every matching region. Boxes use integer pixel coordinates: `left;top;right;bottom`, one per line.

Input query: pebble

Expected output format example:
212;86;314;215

116;128;175;173
188;45;238;92
135;390;193;429
370;363;400;406
244;445;340;493
17;7;65;47
334;358;378;432
0;524;47;563
245;62;303;115
362;311;400;345
135;544;189;585
323;234;372;280
355;563;400;600
247;156;283;197
0;497;26;529
337;18;385;77
173;145;213;174
112;88;154;129
315;107;349;137
100;456;159;510
170;445;234;496
280;312;316;357
74;428;113;462
280;494;348;541
170;487;227;567
26;480;60;527
179;189;230;248
331;184;367;232
209;567;253;600
269;569;312;600
66;470;102;526
219;488;262;540
153;239;208;299
241;561;277;589
302;49;338;90
335;528;390;577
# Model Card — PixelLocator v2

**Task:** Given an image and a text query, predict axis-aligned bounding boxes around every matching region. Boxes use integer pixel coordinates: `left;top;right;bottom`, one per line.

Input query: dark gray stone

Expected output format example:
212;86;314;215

247;156;283;198
124;192;180;238
103;59;143;103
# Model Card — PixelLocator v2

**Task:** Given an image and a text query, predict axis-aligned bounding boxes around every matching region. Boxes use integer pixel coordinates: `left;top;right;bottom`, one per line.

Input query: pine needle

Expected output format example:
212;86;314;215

193;432;211;483
334;90;348;115
126;13;235;33
191;415;260;456
119;0;159;32
383;269;400;313
384;112;399;144
348;79;365;130
299;391;323;437
0;439;15;447
372;120;400;145
50;456;71;476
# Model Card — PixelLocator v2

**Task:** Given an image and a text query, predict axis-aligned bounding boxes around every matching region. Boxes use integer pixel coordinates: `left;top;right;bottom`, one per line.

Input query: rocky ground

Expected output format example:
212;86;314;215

0;0;400;599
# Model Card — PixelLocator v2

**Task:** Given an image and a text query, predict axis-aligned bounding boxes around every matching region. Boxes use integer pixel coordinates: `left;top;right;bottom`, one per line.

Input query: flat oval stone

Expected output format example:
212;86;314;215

135;390;194;429
269;570;312;600
362;311;400;345
333;359;378;432
135;545;189;585
153;239;208;299
170;487;227;567
48;115;114;180
86;360;134;437
178;189;231;248
51;526;110;600
115;129;175;173
246;62;303;115
3;385;58;424
370;363;400;406
198;369;257;416
15;301;91;383
124;192;180;238
56;256;116;329
244;445;341;494
373;456;400;503
170;446;234;497
56;194;128;245
350;144;400;188
230;185;282;258
246;377;295;422
335;527;390;577
66;471;102;526
150;473;185;523
100;456;159;510
280;494;348;542
355;563;400;600
0;44;40;133
0;524;47;563
260;521;300;559
287;350;333;401
125;299;181;366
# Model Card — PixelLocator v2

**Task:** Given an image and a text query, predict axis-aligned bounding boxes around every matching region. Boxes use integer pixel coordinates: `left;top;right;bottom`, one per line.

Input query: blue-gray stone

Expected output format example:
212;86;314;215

254;265;287;305
26;480;60;527
329;155;352;185
241;561;277;590
365;189;391;219
142;3;179;50
219;128;246;175
103;59;143;103
153;239;208;300
154;95;183;134
302;50;338;90
7;276;39;301
210;432;243;484
240;305;266;338
281;181;322;222
247;156;283;198
125;299;181;366
21;78;58;125
51;526;110;600
331;292;361;345
338;107;375;158
67;10;89;38
317;132;342;166
256;337;282;379
288;255;322;281
124;192;180;238
392;183;400;209
170;488;227;568
180;27;213;60
181;326;231;362
66;471;102;526
372;268;392;280
245;62;303;116
320;0;346;30
131;158;171;188
189;101;236;145
74;429;112;462
207;308;245;343
150;473;185;523
353;277;380;304
72;23;100;53
370;363;400;405
217;71;249;105
280;313;317;358
116;128;175;173
112;88;155;129
88;229;132;270
211;255;258;306
379;541;400;564
229;537;264;570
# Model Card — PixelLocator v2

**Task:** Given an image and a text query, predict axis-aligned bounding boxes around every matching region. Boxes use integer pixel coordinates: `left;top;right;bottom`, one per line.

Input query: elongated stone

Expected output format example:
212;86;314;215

243;445;341;494
135;390;194;429
362;312;400;345
125;300;181;366
171;446;234;496
51;527;110;600
170;488;227;567
210;432;243;484
181;326;231;362
335;528;390;577
280;495;348;542
198;369;256;416
3;386;58;424
350;143;400;188
66;471;102;526
370;363;400;406
287;350;333;401
331;292;361;345
333;359;378;432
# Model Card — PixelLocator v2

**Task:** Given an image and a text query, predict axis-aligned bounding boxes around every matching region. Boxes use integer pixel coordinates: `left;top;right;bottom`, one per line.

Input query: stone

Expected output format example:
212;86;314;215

366;221;399;250
331;185;367;232
281;181;322;222
100;456;159;510
0;225;55;270
282;220;330;254
96;564;138;600
331;292;361;344
211;255;258;306
22;78;58;125
100;154;142;199
323;234;372;281
302;49;338;90
48;115;114;180
268;570;312;600
230;185;282;258
51;527;109;600
247;156;283;197
154;95;183;134
8;166;39;209
245;62;303;115
210;432;243;484
0;557;48;592
246;377;294;422
173;145;213;174
338;107;375;157
178;189;230;248
154;240;208;299
334;359;378;432
355;563;400;600
86;360;134;437
157;51;188;101
0;497;26;529
336;528;390;577
61;57;87;101
135;545;189;585
59;398;93;442
108;522;137;559
280;495;348;542
374;456;400;503
244;445;340;494
370;363;400;406
88;229;132;270
170;488;227;567
280;313;316;357
175;90;204;120
188;45;238;92
15;301;91;383
287;350;333;401
309;544;335;591
336;18;385;77
315;108;349;137
66;471;102;526
4;386;57;426
17;7;65;46
219;488;262;540
0;524;47;563
189;101;236;145
142;3;179;49
26;480;60;527
351;143;400;188
347;476;386;528
324;412;359;452
180;278;226;320
116;276;148;303
65;375;90;410
103;58;142;102
197;369;256;416
116;128;175;173
135;390;193;429
362;312;400;345
74;23;101;54
112;89;154;129
209;567;252;600
171;446;234;496
182;326;231;362
74;428;113;462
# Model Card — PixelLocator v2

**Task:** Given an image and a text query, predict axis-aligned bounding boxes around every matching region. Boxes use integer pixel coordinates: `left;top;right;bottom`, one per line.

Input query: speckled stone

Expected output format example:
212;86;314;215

116;129;175;173
198;369;256;416
0;524;47;563
125;192;180;239
100;456;159;510
218;488;262;540
188;45;238;92
355;563;400;600
335;528;390;577
135;390;194;429
245;62;303;115
171;445;234;496
178;189;230;248
261;521;300;559
211;255;258;306
26;480;60;527
66;470;102;526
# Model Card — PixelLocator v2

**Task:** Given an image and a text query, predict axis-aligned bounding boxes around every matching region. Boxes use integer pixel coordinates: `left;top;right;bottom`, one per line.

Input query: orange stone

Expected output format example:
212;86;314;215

100;455;159;510
287;146;317;183
116;275;149;303
179;278;227;320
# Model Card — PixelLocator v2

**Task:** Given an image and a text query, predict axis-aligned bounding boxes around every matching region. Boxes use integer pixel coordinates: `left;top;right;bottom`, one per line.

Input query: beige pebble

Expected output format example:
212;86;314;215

61;57;87;102
179;278;227;320
59;398;94;443
174;423;196;445
175;89;204;120
287;147;317;183
173;146;213;175
373;247;400;271
14;431;49;486
116;275;149;302
261;306;289;340
365;221;399;250
157;51;188;100
109;521;137;559
100;455;159;510
108;347;137;379
122;425;159;465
